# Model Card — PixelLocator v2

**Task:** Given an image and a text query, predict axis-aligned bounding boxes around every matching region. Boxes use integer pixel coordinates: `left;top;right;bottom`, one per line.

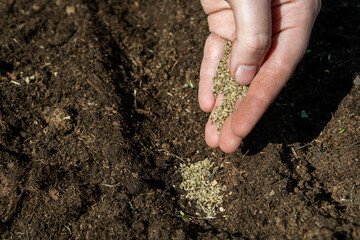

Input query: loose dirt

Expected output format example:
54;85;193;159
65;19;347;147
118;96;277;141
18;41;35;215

1;0;360;239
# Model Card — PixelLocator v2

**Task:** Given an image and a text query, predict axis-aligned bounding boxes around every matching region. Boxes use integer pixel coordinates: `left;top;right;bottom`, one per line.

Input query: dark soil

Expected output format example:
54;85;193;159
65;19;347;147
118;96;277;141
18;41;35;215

1;0;359;239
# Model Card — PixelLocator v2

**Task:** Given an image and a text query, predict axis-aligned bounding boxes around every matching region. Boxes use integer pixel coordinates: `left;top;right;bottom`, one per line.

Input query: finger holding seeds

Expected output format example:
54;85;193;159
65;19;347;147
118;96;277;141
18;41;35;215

218;112;243;153
205;94;224;148
199;34;228;112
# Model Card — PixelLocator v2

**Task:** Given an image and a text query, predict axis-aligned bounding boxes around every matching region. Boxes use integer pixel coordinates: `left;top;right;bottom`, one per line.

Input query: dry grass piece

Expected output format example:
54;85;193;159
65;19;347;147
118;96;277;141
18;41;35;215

210;41;249;133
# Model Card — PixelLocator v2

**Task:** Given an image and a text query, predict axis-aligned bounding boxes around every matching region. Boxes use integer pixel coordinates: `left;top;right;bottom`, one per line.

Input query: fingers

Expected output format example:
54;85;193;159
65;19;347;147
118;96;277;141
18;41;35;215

218;113;242;153
200;0;230;15
205;95;243;153
205;94;223;148
227;0;272;85
207;10;236;41
231;26;313;139
271;0;322;36
199;34;228;112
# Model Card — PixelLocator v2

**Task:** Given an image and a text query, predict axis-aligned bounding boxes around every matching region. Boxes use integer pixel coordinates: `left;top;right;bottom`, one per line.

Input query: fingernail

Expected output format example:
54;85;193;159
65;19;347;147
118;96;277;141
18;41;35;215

234;65;257;85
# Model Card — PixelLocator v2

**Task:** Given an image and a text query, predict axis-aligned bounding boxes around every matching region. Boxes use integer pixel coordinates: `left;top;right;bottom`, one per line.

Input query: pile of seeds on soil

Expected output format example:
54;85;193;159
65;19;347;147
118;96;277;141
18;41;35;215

210;41;249;133
179;158;226;217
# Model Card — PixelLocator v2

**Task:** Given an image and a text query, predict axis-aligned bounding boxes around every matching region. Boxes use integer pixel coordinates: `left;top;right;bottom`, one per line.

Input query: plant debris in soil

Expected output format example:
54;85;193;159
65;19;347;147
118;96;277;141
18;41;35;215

210;41;249;133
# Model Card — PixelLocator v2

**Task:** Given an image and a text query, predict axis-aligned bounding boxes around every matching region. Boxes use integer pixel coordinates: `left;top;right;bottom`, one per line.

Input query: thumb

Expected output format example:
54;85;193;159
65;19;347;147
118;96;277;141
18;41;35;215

227;0;271;85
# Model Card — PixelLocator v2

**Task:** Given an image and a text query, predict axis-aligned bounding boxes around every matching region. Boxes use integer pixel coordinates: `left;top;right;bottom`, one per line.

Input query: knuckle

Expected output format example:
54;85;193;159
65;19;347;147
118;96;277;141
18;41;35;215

241;34;271;54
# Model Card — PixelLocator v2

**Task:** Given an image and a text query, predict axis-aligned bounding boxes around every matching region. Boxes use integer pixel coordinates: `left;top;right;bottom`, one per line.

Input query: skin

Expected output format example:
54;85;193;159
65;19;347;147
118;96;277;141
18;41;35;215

199;0;322;153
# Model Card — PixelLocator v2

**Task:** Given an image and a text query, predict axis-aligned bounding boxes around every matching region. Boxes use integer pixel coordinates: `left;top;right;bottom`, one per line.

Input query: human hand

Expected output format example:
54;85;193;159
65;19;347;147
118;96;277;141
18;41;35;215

199;0;321;153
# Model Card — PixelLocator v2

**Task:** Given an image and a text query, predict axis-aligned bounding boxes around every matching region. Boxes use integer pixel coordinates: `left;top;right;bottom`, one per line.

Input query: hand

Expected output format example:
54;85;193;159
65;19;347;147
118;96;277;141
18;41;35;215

199;0;321;153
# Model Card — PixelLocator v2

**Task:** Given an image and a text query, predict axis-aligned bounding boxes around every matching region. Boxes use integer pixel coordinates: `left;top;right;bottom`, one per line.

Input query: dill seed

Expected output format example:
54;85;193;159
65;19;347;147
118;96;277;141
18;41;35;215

179;158;226;217
210;41;249;133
